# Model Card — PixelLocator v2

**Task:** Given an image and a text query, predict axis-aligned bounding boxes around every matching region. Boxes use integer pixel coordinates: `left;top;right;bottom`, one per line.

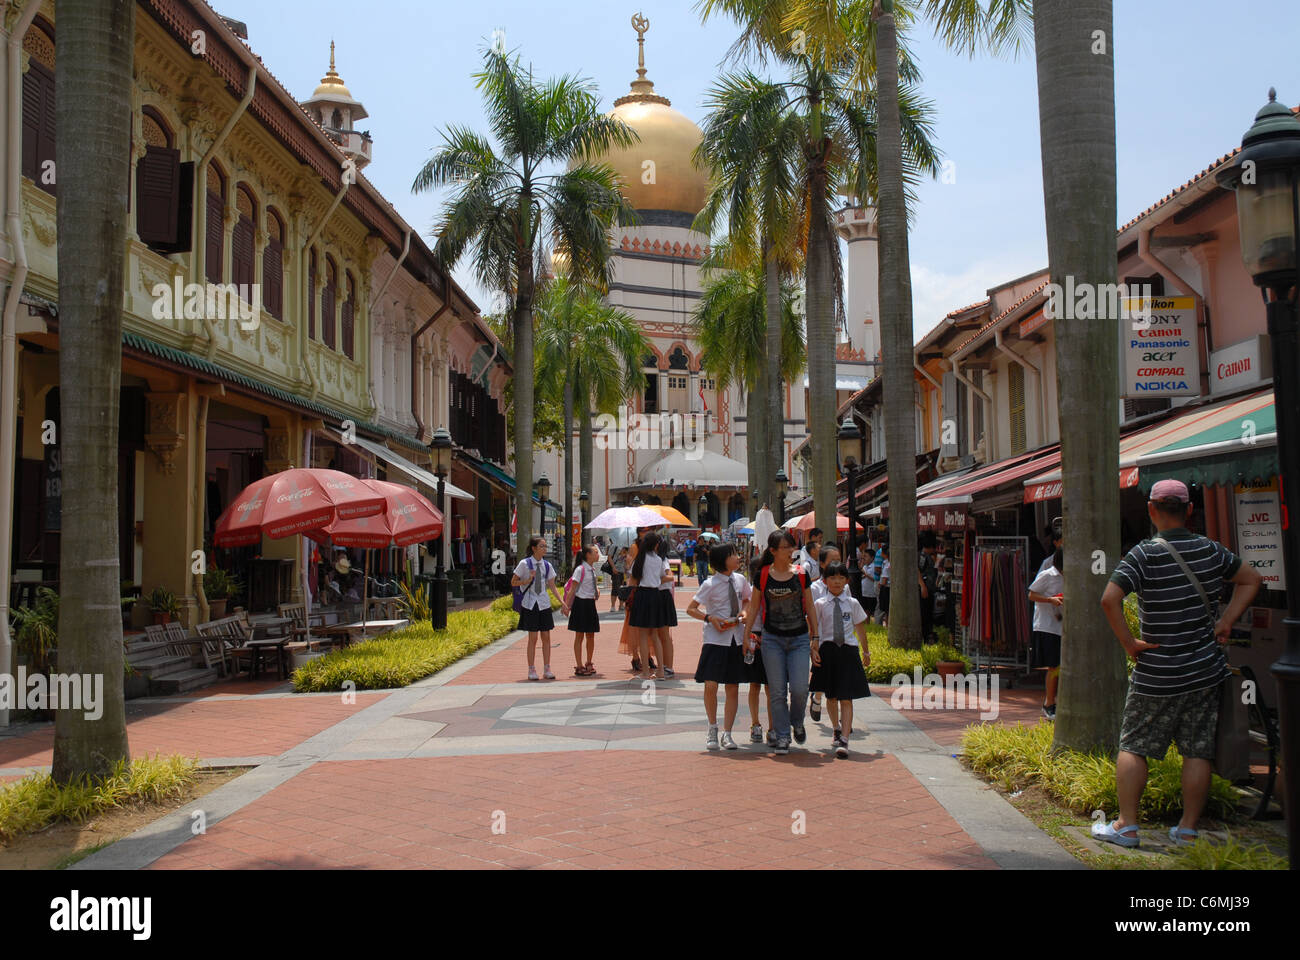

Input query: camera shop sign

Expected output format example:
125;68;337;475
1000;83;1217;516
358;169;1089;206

1123;296;1200;397
1235;480;1285;591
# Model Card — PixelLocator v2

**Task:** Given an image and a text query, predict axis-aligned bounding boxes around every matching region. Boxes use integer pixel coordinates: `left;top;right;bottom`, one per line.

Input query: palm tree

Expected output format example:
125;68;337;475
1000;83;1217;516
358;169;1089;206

693;72;803;513
536;278;649;568
694;255;807;500
1033;0;1126;753
700;0;939;648
413;47;635;551
50;0;134;783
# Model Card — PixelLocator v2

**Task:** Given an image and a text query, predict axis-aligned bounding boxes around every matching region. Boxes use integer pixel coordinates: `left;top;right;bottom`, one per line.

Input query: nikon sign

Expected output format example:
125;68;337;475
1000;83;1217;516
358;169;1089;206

1122;296;1201;397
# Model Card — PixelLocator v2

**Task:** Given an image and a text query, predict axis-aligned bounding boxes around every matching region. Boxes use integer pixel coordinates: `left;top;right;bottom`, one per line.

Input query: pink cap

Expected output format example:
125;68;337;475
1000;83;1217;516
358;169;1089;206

1149;479;1190;503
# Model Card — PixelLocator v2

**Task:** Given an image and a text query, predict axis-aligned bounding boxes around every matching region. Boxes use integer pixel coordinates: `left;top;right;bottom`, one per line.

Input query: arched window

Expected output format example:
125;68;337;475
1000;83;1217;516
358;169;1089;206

263;208;284;320
232;185;257;290
136;106;186;252
668;346;689;370
331;108;342;130
321;257;338;350
642;352;659;414
341;272;356;359
307;249;317;339
205;163;226;284
21;18;56;196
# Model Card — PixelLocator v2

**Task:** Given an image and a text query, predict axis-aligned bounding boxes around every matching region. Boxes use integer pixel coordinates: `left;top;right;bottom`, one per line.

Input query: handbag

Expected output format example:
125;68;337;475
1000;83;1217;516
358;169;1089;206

1152;536;1251;780
511;557;534;614
601;560;613;574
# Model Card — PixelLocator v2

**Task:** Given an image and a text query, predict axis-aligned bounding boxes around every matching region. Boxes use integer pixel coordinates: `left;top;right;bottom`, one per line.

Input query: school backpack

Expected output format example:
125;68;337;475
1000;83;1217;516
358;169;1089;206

511;557;536;613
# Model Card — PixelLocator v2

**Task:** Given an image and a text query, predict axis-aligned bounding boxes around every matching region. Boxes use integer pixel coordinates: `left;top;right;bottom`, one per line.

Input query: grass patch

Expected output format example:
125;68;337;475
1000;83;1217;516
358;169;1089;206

861;623;969;683
1167;835;1288;870
292;595;521;692
962;721;1238;820
0;754;198;844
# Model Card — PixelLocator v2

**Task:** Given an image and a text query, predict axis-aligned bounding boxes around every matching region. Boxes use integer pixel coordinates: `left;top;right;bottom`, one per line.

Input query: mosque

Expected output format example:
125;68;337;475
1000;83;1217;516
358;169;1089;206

536;14;882;535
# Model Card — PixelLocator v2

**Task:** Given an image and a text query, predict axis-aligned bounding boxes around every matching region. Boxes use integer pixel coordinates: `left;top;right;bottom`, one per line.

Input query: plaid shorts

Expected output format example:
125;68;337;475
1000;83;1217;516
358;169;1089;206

1118;683;1220;760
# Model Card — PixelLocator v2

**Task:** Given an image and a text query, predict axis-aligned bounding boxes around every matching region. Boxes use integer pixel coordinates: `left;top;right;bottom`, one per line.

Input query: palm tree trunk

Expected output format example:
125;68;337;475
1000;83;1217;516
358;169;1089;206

746;388;766;518
874;1;922;649
514;252;536;557
562;376;574;574
1034;0;1127;753
764;239;784;517
579;401;593;547
805;155;838;544
50;0;134;783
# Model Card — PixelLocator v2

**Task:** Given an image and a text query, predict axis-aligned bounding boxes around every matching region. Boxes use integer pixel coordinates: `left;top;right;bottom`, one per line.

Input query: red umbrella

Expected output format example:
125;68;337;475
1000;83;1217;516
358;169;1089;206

213;468;385;547
307;479;443;547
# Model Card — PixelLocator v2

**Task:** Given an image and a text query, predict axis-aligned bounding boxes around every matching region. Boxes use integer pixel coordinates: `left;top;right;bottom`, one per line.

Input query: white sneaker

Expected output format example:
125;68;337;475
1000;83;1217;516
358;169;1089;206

706;726;720;750
720;731;738;750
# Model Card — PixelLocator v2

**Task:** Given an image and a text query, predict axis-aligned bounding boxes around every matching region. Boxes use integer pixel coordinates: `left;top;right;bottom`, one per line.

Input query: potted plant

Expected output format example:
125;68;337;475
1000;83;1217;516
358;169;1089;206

12;586;58;675
146;586;179;625
932;630;965;680
203;568;240;620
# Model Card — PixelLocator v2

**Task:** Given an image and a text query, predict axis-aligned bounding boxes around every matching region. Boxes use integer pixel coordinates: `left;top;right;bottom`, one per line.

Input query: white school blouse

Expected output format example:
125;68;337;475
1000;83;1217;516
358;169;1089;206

638;552;667;590
513;558;555;611
813;592;868;647
571;562;598;600
810;578;830;604
694;572;753;646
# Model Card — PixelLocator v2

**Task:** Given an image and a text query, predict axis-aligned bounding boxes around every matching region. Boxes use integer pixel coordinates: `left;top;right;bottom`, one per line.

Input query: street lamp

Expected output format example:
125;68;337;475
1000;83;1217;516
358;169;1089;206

579;489;590;549
631;494;642;508
698;492;708;527
1218;87;1300;867
838;416;863;599
430;426;453;630
774;468;789;525
535;474;551;558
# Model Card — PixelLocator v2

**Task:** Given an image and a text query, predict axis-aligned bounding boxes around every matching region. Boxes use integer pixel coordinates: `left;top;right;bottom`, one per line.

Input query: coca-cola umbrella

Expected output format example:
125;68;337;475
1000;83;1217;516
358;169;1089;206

306;480;444;632
213;468;385;547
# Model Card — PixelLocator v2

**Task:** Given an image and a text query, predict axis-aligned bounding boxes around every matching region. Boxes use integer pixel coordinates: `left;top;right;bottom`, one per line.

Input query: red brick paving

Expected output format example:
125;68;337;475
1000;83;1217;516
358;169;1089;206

0;693;383;769
149;751;997;870
880;684;1047;746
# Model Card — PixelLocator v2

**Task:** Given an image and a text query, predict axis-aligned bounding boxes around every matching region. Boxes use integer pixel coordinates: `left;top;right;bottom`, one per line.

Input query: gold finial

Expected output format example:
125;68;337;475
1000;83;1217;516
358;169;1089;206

616;11;670;107
330;39;336;73
632;12;649;81
320;39;344;88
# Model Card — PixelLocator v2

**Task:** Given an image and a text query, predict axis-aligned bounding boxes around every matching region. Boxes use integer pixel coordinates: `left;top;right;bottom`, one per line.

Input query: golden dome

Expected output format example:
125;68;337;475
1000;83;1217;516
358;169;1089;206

580;15;710;218
312;41;353;100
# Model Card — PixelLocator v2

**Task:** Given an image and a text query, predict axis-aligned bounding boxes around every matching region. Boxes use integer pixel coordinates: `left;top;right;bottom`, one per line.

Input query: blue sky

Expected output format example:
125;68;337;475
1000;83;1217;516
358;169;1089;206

214;0;1297;340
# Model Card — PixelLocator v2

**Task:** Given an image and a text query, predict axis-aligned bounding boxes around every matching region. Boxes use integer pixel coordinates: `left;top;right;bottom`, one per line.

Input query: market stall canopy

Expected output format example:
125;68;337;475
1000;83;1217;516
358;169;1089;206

1023;389;1274;501
636;448;748;489
788;512;864;533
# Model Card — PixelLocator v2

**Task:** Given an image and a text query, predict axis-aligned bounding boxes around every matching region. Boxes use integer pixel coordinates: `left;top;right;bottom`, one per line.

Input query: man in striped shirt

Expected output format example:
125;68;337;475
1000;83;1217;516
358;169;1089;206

1096;480;1262;848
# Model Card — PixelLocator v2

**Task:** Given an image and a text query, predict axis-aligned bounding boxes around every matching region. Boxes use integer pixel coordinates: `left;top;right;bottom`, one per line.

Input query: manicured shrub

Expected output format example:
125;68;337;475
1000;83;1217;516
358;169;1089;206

860;623;970;683
962;721;1238;820
292;603;520;692
0;754;197;843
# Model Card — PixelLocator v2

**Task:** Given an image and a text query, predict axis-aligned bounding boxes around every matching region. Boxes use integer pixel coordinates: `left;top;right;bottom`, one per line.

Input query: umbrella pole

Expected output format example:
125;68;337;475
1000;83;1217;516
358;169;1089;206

362;549;370;634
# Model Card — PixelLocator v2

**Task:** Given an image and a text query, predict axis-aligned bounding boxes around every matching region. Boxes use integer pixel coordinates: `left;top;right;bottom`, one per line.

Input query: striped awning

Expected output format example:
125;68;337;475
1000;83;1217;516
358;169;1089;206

1023;389;1275;502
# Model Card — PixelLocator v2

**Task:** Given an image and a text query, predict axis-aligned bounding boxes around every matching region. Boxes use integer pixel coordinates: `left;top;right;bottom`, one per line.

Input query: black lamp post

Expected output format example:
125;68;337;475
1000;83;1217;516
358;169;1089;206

775;468;789;526
1218;88;1300;867
631;494;642;507
535;474;551;560
430;426;452;630
579;489;590;549
838;416;863;599
698;492;708;528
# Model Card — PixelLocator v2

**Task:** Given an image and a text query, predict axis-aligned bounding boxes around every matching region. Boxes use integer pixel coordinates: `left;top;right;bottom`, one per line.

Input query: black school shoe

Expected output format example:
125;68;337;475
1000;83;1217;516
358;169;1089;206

810;695;821;722
792;725;806;745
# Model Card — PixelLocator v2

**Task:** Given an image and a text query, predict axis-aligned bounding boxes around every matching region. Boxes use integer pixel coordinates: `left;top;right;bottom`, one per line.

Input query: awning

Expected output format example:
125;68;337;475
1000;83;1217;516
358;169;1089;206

837;453;938;512
914;446;1060;529
1023;389;1274;501
867;449;1052;519
458;453;563;510
347;434;476;502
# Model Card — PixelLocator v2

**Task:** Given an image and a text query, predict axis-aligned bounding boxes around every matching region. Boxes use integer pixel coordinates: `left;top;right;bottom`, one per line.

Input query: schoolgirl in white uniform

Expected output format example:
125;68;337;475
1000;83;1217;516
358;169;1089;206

564;544;601;676
628;532;668;680
687;542;753;750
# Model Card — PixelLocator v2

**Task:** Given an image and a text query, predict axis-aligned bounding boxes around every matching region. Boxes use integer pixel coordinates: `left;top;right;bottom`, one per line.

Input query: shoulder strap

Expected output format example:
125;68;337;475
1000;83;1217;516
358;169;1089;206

1153;535;1214;619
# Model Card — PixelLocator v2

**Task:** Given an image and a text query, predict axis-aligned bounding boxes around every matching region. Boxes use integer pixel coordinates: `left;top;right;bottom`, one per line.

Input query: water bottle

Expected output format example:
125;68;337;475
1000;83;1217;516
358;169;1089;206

744;634;755;665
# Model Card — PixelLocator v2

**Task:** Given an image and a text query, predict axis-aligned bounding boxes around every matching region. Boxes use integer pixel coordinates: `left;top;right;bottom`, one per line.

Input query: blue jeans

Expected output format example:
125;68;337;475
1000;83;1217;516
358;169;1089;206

696;556;708;583
760;631;810;741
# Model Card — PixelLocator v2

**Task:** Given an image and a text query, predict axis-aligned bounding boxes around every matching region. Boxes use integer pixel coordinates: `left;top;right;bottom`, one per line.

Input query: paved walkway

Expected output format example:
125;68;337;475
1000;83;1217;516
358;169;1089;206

4;604;1077;870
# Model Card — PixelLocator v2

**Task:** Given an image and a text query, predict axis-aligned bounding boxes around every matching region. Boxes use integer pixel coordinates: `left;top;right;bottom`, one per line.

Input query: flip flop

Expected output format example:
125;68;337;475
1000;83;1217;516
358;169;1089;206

1091;819;1140;848
1168;826;1199;846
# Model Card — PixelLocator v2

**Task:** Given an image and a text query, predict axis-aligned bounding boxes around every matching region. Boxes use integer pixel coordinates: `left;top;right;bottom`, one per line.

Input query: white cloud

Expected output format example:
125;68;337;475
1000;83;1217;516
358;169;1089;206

908;258;1042;344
